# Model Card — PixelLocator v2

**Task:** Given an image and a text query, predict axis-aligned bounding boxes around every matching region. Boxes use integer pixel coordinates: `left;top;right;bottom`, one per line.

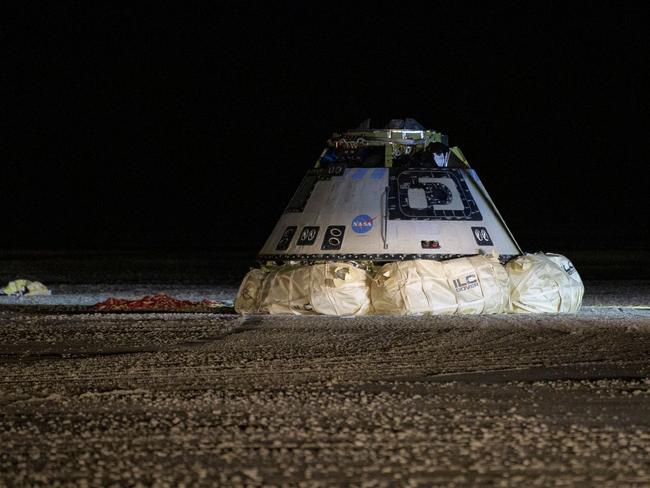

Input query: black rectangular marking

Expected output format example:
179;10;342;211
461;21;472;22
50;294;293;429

387;168;482;221
471;227;493;246
321;225;346;250
297;226;320;246
276;226;297;251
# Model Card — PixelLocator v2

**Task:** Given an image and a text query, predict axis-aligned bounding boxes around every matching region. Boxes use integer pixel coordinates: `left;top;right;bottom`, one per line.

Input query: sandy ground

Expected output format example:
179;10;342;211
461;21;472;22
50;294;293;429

2;307;650;486
1;253;650;486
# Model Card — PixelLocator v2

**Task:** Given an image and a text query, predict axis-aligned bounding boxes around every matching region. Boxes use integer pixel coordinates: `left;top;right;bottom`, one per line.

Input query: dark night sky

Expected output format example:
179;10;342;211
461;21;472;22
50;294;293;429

2;3;649;252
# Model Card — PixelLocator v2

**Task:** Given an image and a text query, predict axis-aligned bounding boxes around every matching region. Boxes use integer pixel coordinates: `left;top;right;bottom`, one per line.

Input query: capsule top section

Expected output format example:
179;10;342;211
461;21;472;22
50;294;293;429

316;118;469;169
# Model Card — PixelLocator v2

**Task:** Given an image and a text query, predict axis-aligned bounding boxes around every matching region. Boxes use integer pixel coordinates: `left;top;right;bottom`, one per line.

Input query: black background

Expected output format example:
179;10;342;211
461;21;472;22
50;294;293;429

2;3;648;253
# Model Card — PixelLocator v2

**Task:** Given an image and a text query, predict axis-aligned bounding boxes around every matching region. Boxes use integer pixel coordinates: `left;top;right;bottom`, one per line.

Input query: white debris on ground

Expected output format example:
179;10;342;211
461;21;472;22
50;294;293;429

0;279;51;297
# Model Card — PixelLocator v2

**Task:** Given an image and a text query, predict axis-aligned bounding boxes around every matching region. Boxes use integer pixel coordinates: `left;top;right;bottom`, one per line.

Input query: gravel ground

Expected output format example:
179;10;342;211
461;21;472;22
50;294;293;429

2;305;650;486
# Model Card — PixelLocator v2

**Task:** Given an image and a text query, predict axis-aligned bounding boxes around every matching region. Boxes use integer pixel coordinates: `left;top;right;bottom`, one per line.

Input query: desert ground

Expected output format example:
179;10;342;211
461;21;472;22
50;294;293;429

1;251;650;486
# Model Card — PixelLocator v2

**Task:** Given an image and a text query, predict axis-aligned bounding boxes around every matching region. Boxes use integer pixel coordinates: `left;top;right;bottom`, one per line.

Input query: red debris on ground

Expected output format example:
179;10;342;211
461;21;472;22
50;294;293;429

91;294;221;312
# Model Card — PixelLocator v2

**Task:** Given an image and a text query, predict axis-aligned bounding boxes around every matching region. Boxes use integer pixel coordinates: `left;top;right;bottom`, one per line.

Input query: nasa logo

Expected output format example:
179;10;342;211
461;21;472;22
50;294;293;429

351;214;375;234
